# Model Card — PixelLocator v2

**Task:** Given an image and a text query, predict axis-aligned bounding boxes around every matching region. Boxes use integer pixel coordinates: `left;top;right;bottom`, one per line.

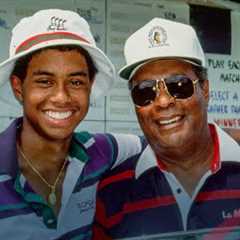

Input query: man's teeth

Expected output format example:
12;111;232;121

159;116;182;125
45;111;72;120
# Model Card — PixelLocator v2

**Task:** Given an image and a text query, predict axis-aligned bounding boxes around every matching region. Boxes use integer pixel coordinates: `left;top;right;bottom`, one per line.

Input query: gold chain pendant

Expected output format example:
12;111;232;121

48;189;57;206
17;143;68;207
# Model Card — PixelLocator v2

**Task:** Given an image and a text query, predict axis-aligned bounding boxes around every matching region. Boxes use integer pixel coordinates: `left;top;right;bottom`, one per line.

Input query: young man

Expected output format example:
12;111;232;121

94;18;240;239
0;9;143;239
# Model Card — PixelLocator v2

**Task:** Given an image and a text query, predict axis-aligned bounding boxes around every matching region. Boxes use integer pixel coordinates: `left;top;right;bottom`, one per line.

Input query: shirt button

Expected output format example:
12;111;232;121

177;188;182;194
47;219;55;224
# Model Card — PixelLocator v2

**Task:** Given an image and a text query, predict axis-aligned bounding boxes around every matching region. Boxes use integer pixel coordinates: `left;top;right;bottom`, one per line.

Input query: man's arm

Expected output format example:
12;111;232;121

109;133;144;169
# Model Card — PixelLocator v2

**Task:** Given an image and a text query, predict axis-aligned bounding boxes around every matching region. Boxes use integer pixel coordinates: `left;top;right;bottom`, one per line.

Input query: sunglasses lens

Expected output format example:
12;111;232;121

166;75;194;99
131;80;156;107
131;76;195;107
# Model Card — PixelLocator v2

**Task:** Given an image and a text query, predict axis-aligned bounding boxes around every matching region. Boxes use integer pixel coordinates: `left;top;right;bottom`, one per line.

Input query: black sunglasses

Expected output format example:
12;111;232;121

129;75;199;107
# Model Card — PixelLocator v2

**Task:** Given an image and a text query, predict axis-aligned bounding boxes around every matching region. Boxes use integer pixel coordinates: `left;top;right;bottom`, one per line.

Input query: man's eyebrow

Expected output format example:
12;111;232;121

32;70;88;77
32;70;54;76
68;71;88;77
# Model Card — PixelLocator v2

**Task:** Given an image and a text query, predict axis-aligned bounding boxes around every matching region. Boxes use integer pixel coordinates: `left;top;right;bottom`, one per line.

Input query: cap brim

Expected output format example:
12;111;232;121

0;39;115;103
119;57;202;80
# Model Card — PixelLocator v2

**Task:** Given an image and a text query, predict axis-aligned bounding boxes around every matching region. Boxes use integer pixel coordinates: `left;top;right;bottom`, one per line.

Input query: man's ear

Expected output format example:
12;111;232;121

202;79;210;103
90;77;95;88
10;75;23;103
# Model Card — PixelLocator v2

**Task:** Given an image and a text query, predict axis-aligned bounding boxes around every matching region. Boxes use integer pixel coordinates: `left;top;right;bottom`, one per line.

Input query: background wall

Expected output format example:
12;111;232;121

0;0;239;139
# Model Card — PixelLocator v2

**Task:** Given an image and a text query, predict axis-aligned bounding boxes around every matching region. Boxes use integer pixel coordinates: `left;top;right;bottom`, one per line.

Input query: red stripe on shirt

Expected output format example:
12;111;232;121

96;195;176;228
98;170;135;190
209;124;220;173
196;190;240;202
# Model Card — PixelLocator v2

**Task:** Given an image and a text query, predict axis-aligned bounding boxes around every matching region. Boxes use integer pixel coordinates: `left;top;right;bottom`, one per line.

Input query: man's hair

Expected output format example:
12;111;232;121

11;45;98;81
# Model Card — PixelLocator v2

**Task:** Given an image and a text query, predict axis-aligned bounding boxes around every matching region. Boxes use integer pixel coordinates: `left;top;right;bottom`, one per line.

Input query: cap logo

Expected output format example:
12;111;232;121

48;16;67;31
148;26;168;48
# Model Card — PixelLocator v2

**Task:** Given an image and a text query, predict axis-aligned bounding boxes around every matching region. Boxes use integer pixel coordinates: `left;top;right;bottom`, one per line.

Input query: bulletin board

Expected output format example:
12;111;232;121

0;0;239;135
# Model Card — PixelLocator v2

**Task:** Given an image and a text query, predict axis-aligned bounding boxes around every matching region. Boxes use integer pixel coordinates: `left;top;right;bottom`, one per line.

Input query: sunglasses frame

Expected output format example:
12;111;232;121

129;75;199;108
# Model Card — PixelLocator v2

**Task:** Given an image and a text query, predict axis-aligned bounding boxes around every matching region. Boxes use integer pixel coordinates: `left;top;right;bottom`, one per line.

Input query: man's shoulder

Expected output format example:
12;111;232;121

0;118;19;149
71;131;147;180
72;131;117;153
0;118;20;176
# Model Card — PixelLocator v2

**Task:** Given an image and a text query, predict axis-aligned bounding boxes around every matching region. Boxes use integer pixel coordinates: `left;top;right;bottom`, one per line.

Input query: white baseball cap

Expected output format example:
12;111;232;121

119;17;206;80
0;9;115;100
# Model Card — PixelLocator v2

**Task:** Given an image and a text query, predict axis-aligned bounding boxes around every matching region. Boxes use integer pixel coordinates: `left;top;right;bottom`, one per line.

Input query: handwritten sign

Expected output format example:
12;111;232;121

207;54;240;128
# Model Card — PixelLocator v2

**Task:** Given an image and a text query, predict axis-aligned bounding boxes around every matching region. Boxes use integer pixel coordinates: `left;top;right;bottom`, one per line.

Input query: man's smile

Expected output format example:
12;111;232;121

157;116;183;126
44;110;73;120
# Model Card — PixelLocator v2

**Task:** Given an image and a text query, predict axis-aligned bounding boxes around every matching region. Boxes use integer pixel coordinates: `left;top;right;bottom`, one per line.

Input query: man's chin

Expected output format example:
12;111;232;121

154;133;189;149
35;127;74;142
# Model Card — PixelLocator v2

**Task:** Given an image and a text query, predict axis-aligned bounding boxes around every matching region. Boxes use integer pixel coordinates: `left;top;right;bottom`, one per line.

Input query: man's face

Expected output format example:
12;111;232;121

11;49;93;141
131;59;209;152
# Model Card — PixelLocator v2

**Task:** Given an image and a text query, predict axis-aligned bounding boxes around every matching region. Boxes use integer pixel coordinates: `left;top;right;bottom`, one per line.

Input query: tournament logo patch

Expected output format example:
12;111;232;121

48;16;67;31
148;26;168;48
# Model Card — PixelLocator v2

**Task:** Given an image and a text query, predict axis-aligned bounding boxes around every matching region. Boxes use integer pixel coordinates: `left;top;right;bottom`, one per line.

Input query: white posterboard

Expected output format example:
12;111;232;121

0;0;239;136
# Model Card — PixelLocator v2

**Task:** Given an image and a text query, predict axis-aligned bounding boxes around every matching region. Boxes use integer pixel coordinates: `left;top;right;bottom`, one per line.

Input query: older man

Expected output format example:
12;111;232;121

94;18;240;239
0;9;143;240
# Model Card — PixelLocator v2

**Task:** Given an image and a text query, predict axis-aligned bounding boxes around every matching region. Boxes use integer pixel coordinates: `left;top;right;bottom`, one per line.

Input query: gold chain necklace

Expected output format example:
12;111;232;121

17;144;68;206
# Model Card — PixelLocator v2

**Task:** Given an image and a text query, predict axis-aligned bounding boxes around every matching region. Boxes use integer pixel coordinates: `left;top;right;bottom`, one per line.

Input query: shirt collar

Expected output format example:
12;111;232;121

214;122;240;162
135;123;240;179
135;144;158;179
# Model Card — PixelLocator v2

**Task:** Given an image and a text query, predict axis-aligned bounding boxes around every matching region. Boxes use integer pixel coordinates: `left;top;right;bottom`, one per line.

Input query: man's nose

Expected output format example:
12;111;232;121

153;80;175;108
50;83;71;104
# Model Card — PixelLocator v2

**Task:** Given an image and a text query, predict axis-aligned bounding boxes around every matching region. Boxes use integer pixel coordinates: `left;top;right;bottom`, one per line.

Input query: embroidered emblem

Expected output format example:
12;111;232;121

77;199;94;214
48;16;67;31
222;208;240;219
148;25;168;48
